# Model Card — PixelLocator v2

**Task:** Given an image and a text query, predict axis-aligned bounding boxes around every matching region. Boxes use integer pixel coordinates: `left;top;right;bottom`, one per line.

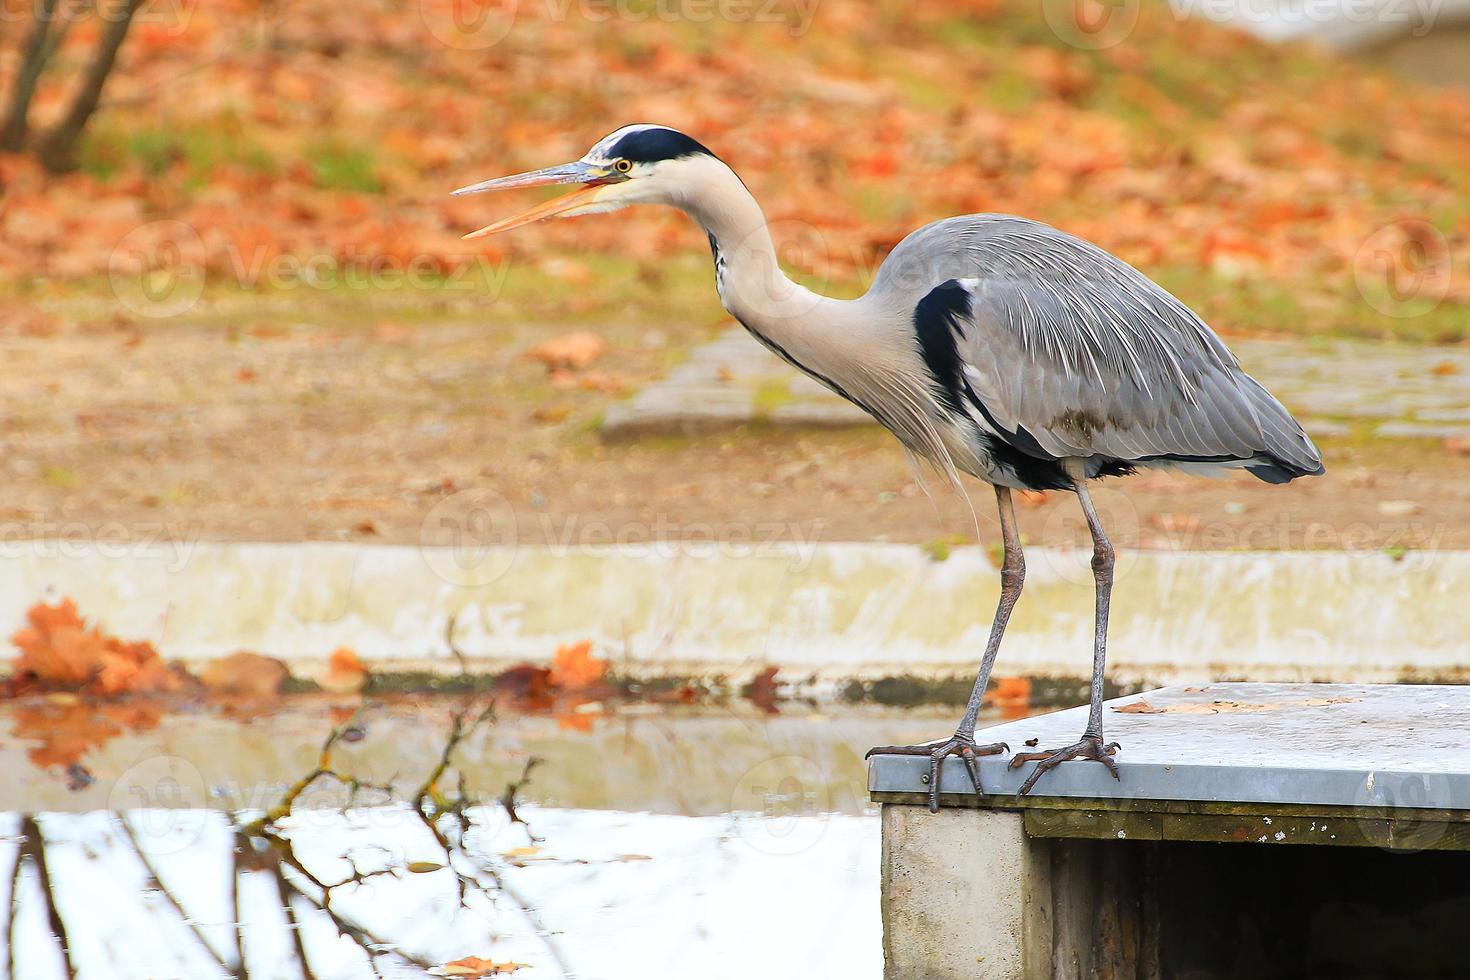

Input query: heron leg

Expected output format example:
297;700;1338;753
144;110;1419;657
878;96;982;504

865;486;1022;812
1008;477;1123;795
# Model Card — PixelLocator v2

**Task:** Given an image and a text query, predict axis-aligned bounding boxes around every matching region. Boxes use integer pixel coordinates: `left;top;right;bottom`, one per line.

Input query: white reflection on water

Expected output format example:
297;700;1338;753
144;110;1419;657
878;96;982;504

2;804;878;980
0;699;1011;978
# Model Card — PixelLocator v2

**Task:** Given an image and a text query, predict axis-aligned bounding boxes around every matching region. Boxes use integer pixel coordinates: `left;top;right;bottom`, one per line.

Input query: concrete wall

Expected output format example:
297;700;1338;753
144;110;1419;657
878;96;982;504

881;806;1052;979
0;541;1464;684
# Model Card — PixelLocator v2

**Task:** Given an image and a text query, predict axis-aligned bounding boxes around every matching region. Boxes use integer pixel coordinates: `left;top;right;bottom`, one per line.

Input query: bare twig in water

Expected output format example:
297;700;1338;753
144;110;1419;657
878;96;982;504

116;814;238;977
20;815;76;980
246;707;393;833
500;756;544;843
411;700;496;816
444;609;471;677
2;820;23;980
231;825;253;980
271;854;320;980
264;835;435;978
243;698;574;976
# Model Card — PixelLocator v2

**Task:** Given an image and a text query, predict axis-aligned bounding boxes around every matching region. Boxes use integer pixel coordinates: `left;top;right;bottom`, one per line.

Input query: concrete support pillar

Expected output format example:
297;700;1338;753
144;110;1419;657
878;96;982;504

881;804;1052;979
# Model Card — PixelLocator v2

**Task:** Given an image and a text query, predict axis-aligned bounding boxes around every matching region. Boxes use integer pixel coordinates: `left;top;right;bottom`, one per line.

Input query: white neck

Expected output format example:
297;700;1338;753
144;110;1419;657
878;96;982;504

673;157;844;346
663;155;959;473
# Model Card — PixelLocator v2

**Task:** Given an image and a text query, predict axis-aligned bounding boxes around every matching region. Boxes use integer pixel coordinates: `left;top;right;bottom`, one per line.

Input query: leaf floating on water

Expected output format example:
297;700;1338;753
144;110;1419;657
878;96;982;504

431;956;527;977
405;860;446;874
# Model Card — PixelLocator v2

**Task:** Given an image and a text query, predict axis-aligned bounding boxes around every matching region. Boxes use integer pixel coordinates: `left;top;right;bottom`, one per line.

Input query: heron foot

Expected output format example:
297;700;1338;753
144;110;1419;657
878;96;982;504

1008;733;1121;796
865;734;1010;813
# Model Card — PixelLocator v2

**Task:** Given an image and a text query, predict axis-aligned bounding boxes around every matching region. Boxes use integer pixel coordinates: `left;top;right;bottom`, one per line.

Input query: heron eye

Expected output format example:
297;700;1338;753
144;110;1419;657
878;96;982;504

614;159;632;174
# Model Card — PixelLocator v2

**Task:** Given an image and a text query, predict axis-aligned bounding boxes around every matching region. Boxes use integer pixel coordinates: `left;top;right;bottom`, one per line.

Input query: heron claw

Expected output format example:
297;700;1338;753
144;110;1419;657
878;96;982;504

1008;733;1121;796
866;734;1010;812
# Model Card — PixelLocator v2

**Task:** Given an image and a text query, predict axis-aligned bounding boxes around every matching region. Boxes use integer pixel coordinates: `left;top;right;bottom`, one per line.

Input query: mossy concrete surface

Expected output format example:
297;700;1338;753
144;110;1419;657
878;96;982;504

0;542;1464;686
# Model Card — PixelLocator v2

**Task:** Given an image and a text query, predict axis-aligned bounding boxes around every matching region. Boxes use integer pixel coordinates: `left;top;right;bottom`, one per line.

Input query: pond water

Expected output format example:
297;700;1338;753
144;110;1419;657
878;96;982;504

0;696;1030;979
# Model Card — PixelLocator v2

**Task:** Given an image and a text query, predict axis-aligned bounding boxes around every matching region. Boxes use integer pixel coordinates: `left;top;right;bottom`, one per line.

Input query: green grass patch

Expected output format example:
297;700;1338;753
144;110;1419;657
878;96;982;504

307;138;382;193
80;114;277;186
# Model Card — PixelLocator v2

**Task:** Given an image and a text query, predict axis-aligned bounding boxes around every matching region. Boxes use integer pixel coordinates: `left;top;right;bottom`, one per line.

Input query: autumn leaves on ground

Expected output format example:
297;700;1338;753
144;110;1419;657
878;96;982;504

0;0;1467;556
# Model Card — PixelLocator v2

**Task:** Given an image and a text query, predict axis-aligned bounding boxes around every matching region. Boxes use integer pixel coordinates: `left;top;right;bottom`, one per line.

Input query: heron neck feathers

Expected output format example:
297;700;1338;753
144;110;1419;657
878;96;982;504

679;159;858;365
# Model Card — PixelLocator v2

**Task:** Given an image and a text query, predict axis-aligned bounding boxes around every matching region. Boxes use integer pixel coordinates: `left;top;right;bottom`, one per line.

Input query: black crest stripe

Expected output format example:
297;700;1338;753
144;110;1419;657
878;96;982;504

610;127;717;164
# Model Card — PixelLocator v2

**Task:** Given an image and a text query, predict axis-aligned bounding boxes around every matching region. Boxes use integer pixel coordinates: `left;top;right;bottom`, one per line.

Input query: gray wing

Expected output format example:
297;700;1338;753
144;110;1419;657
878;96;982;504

883;216;1323;481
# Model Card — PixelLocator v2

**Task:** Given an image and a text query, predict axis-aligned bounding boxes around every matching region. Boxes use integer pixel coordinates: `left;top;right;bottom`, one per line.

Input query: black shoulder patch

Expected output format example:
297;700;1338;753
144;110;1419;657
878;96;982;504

914;278;1064;470
611;127;717;164
912;279;972;416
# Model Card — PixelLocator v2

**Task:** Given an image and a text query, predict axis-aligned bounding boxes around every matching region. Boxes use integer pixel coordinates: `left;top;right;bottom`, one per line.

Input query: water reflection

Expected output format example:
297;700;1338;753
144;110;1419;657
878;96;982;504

0;698;987;978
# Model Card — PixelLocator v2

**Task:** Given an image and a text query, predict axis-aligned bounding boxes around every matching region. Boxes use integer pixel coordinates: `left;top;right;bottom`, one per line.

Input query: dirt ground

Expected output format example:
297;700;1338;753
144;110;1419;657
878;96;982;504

4;305;1467;555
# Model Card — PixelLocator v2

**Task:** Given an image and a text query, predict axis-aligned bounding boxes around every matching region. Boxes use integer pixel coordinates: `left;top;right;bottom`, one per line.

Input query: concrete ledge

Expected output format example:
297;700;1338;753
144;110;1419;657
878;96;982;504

0;543;1465;684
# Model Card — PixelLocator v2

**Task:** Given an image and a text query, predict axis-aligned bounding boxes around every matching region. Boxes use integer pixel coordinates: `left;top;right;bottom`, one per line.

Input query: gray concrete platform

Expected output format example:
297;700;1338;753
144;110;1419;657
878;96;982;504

872;683;1470;979
870;682;1470;813
876;687;1470;975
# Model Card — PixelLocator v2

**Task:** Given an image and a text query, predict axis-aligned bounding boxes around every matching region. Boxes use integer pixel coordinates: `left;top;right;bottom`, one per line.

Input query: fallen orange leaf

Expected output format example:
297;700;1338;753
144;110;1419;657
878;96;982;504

322;646;370;694
432;956;527;977
526;331;605;373
549;641;607;690
10;599;184;696
199;651;289;699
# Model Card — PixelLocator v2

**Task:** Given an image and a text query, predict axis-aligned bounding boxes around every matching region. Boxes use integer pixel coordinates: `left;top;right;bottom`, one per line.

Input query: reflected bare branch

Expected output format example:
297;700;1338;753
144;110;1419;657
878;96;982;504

2;827;21;980
19;816;75;980
115;813;239;977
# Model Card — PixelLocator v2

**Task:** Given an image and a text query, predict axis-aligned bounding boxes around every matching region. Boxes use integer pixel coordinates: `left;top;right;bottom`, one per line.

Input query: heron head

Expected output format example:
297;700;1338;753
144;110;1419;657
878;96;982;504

452;124;721;238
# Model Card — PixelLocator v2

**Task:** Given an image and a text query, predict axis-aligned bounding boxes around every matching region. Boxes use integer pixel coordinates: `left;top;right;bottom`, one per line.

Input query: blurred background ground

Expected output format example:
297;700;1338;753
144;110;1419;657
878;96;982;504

1;0;1468;552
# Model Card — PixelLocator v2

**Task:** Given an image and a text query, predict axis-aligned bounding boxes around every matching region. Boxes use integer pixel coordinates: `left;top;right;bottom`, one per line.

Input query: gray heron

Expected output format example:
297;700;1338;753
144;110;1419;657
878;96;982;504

453;124;1324;806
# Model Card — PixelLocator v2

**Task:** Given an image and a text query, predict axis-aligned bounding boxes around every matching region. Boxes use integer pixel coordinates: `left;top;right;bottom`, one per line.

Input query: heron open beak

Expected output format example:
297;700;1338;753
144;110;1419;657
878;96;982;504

451;161;613;239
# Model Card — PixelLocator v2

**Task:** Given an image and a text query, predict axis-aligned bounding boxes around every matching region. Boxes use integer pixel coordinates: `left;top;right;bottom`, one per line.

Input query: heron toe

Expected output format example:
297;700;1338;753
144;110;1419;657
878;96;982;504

1008;733;1121;796
866;735;1009;812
